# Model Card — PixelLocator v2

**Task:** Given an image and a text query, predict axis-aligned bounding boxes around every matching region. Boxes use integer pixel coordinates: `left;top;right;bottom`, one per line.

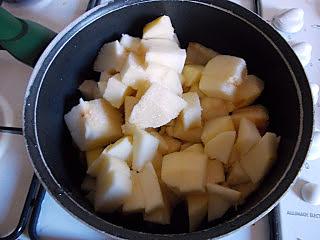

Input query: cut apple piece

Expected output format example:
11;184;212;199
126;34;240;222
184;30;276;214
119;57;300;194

227;161;251;186
145;63;183;95
94;157;131;213
231;105;269;133
120;53;147;90
207;160;225;184
161;151;208;194
132;128;160;171
144;40;186;73
189;82;206;98
135;80;150;99
103;74;134;108
78;80;101;100
123;171;145;213
185;42;219;65
121;123;138;136
232;182;258;202
124;96;139;123
138;162;165;213
129;84;187;129
150;131;169;154
94;40;128;73
64;99;123;151
120;34;141;53
199;55;247;101
183;143;204;153
240;132;279;183
144;182;171;225
235;118;261;155
81;175;96;192
204;131;236;164
207;183;241;203
208;194;232;221
234;75;264;109
85;147;104;168
143;15;175;40
181;92;202;130
173;116;202;142
180;142;193;151
201;116;235;144
161;135;182;153
187;194;208;232
182;65;204;87
200;97;230;121
152;152;163;177
103;136;133;164
98;71;111;95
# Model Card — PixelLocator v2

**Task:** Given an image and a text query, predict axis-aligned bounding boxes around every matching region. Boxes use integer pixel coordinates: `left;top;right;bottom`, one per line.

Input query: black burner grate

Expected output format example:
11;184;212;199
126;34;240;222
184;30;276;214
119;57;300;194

0;1;280;239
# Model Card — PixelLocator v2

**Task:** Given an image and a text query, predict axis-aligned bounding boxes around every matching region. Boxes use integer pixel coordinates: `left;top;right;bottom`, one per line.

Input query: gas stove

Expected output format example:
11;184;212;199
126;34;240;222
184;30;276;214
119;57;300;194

0;0;319;239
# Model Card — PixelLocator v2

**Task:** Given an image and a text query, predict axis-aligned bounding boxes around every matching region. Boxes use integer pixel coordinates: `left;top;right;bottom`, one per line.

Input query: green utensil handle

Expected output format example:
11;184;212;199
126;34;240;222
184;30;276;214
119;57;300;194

0;7;56;67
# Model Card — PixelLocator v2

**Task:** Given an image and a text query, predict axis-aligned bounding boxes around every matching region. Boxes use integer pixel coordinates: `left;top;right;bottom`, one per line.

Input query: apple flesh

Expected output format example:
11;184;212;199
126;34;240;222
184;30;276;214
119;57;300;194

161;151;208;194
199;55;247;101
227;161;251;185
78;80;101;100
201;116;235;144
183;143;204;153
143;15;175;40
161;134;182;153
181;92;202;130
64;99;123;151
85;147;104;168
207;160;225;184
187;194;208;231
102;136;133;165
240;132;279;183
173;116;202;142
94;40;128;73
200;97;230;121
182;65;204;87
129;84;187;129
185;42;218;65
120;34;141;54
206;183;241;203
208;194;232;221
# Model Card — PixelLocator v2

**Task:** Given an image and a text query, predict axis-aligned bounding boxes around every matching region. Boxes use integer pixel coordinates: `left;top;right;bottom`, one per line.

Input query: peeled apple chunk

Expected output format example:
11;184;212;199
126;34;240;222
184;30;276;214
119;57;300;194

161;151;208;193
64;99;123;151
94;40;128;73
129;84;187;129
145;63;183;95
187;194;208;232
235;118;261;155
207;183;241;203
78;80;101;100
143;15;175;40
173;116;202;142
185;42;219;65
98;71;111;95
183;143;204;153
232;182;258;201
120;34;141;53
227;161;251;186
199;55;247;101
207;160;225;184
233;75;264;109
240;132;279;183
200;97;230;121
204;131;236;164
182;65;204;87
122;171;145;213
85;147;104;167
181;92;202;130
132;128;160;171
138;162;165;213
102;136;133;164
120;53;147;90
161;135;182;153
149;131;169;154
124;96;139;123
231;105;269;132
143;39;186;73
208;194;232;221
189;82;206;98
151;151;163;177
94;157;131;213
201;116;235;144
103;74;134;108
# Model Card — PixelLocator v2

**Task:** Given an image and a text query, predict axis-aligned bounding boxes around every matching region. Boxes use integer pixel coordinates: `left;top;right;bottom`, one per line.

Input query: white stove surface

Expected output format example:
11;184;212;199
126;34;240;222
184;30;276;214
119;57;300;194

0;0;318;239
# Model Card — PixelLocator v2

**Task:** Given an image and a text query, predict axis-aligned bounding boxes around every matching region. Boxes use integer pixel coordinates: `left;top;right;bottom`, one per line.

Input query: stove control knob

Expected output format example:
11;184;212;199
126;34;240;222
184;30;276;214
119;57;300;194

301;182;320;205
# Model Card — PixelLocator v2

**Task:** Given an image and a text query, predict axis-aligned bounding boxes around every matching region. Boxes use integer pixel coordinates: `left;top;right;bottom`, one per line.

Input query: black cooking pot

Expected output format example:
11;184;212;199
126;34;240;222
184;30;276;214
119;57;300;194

0;0;313;239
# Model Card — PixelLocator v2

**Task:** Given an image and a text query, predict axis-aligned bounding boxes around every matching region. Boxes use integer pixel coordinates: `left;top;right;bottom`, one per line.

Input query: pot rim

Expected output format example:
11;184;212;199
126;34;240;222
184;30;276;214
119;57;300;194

23;0;313;239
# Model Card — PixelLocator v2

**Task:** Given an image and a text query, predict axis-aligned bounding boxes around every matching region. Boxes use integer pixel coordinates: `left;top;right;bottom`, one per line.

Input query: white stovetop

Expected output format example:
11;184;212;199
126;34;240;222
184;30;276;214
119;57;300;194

0;0;318;239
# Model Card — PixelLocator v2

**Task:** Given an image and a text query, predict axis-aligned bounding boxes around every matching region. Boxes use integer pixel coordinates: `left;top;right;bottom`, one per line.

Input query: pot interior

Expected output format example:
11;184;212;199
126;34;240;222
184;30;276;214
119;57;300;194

30;0;311;237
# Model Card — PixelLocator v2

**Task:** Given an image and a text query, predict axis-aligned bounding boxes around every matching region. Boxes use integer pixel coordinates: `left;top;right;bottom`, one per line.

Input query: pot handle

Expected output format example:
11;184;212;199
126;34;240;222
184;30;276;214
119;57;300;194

0;7;56;67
